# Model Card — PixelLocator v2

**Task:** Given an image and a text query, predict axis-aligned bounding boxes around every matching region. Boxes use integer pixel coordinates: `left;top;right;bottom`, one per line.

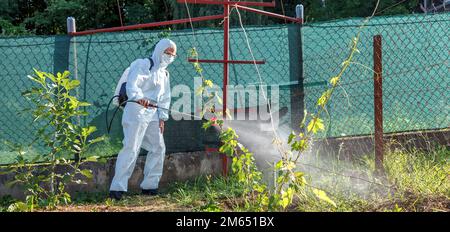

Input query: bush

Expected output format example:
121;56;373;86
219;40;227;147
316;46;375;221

5;69;104;211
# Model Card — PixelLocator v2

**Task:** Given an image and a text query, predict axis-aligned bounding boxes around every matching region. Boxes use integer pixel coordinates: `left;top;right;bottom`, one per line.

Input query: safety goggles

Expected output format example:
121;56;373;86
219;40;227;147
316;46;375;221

164;51;177;57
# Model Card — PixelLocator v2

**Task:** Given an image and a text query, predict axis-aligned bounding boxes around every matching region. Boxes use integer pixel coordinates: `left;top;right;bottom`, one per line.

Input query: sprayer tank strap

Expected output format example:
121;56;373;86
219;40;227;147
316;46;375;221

149;57;154;71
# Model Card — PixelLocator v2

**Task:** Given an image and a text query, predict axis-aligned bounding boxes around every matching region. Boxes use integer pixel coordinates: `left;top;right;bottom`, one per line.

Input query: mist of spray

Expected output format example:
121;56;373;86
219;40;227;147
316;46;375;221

224;118;380;198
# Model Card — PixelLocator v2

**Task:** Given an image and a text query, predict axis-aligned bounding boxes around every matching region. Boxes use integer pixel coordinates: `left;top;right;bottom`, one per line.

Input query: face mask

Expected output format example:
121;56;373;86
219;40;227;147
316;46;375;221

160;53;175;67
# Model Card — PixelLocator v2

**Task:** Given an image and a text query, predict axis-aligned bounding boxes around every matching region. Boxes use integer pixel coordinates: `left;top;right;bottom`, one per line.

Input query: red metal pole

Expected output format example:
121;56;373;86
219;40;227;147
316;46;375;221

222;1;230;176
235;4;302;23
373;35;384;174
223;2;230;121
70;14;224;36
177;0;276;7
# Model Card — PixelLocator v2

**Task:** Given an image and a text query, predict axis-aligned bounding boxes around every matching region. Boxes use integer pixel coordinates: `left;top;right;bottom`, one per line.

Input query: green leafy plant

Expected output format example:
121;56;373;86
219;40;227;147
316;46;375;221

0;18;28;36
5;69;104;211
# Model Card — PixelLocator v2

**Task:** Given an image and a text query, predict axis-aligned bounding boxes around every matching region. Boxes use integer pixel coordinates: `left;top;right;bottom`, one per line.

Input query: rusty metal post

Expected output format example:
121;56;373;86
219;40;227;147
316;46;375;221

373;35;384;174
222;0;230;176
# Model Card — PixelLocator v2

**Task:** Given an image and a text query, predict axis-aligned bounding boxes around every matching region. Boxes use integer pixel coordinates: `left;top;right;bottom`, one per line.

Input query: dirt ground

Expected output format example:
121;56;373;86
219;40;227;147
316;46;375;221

373;195;450;212
42;194;450;212
44;195;191;212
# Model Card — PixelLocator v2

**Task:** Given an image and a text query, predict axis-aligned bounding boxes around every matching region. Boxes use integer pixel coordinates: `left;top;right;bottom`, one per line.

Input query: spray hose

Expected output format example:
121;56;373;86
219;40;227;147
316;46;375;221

105;96;203;134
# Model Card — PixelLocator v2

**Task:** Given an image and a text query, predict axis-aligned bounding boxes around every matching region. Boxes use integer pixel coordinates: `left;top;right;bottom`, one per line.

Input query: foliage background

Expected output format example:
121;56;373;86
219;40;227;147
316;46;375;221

0;0;420;36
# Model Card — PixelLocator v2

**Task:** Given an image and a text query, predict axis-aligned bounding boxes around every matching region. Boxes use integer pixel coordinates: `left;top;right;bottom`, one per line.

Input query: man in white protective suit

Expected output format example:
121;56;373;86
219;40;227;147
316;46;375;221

109;38;176;200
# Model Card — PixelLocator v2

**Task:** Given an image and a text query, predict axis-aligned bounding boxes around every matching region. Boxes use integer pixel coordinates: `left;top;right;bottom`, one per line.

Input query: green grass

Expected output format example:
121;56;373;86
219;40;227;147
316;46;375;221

165;175;246;212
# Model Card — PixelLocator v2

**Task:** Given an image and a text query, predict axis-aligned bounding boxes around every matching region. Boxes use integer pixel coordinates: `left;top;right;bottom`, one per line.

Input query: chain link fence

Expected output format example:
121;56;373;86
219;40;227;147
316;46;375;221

302;12;449;138
0;12;448;164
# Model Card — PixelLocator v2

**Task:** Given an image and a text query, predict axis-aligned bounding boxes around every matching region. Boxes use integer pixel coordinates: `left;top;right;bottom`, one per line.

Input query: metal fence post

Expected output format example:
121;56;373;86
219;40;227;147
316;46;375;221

67;17;82;162
289;4;304;132
373;35;384;174
67;17;79;113
222;1;230;177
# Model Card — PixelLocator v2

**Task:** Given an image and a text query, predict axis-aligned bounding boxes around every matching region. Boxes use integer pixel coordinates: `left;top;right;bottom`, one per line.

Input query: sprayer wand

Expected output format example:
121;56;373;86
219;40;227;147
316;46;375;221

125;99;204;120
106;96;203;134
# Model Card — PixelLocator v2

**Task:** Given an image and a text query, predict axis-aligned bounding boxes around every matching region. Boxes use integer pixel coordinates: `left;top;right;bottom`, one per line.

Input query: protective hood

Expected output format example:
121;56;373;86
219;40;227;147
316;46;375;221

150;38;177;70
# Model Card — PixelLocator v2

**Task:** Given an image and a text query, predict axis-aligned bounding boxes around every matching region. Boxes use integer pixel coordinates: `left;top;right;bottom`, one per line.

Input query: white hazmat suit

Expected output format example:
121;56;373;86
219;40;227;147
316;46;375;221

110;39;176;192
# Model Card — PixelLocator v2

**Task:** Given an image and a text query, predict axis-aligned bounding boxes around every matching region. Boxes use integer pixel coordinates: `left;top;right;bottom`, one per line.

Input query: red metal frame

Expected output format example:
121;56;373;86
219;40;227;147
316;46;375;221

70;14;224;36
177;0;276;7
71;0;303;177
235;4;303;23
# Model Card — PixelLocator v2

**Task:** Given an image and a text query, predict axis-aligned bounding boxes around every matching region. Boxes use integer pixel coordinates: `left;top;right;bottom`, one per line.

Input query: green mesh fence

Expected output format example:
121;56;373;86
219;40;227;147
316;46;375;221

0;13;448;164
302;13;449;137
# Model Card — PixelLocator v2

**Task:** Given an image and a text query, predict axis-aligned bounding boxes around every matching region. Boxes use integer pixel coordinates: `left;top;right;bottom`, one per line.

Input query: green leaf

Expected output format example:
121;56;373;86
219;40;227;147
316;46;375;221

27;75;43;85
44;72;57;83
7;202;29;212
67;96;79;109
202;121;212;130
317;89;332;108
82;126;97;137
88;136;105;144
33;68;46;82
313;189;336;207
294;171;306;185
274;160;283;170
189;47;198;58
66;79;80;90
203;79;213;88
330;76;340;86
84;156;99;162
291;139;307;151
74;111;89;116
80;169;93;179
61;70;71;79
307;117;325;134
77;101;91;107
280;188;294;209
287;132;296;144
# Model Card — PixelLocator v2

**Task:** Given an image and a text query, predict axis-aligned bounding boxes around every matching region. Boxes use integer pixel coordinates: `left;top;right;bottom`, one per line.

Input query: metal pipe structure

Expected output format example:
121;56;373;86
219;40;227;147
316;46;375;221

70;14;225;36
235;4;303;23
176;0;276;7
